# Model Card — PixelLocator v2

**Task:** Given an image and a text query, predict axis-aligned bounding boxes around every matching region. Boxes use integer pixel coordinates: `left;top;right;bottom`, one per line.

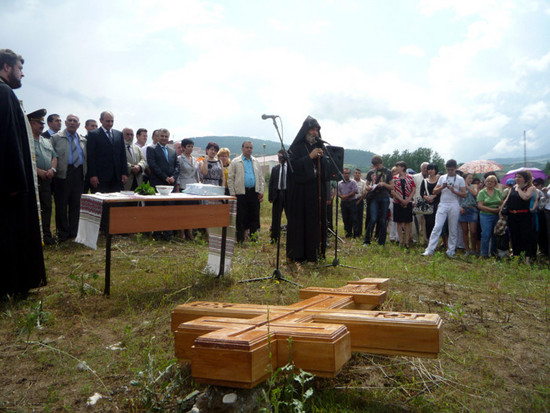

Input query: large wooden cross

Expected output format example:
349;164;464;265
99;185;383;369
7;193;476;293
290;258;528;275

171;278;442;388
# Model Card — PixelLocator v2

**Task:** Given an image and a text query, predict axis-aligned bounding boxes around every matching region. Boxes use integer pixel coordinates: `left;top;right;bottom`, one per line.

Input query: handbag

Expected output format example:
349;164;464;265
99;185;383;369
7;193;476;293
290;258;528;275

461;187;477;209
413;180;434;215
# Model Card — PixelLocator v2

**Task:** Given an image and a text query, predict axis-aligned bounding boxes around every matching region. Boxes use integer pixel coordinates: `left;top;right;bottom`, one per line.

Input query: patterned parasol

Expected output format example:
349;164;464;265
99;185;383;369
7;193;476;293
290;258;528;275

458;160;503;174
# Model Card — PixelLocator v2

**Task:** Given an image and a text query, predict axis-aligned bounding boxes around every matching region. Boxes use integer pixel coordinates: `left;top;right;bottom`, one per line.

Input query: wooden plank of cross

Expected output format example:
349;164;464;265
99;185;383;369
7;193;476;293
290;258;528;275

171;278;442;388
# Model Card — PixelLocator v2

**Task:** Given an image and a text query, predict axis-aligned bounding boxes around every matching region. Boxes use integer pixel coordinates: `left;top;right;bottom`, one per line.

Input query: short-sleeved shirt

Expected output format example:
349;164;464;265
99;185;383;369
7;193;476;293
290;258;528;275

438;174;465;204
34;136;57;171
366;167;393;199
338;179;358;200
476;188;502;215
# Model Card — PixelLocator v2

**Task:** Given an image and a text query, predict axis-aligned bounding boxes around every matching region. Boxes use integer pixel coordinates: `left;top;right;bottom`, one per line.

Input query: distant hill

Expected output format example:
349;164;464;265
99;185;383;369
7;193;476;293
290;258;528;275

188;136;375;170
342;149;377;170
190;136;283;158
489;153;550;171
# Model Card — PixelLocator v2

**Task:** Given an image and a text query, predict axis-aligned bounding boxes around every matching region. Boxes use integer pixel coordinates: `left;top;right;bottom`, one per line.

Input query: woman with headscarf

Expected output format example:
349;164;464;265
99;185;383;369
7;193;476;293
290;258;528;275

286;116;330;262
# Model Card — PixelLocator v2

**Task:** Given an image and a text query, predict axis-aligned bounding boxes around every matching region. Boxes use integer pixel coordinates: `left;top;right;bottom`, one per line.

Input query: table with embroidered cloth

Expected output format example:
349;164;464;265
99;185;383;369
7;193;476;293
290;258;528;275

76;192;236;295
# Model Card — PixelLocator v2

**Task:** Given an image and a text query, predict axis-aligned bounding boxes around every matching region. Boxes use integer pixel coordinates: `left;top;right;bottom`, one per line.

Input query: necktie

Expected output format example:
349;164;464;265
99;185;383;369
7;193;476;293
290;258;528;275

107;130;113;143
71;134;80;167
279;164;286;190
163;146;168;161
127;145;133;161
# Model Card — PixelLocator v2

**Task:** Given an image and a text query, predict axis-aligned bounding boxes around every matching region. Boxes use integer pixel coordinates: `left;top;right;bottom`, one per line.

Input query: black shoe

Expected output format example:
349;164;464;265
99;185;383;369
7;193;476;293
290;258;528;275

43;236;56;245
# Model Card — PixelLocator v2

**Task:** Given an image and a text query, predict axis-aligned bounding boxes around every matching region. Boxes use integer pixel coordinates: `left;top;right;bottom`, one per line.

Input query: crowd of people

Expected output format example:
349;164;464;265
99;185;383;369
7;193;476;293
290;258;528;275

35;111;267;243
332;155;549;264
2;48;548;297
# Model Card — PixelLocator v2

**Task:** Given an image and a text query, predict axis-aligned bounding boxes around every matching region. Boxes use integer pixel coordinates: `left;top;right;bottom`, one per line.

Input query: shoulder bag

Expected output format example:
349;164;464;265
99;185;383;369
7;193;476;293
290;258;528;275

413;179;434;215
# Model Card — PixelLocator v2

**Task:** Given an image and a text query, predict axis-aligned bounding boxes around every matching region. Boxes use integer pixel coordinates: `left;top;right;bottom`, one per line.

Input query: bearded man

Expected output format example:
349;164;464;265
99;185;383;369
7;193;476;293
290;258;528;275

286;116;330;262
0;48;47;296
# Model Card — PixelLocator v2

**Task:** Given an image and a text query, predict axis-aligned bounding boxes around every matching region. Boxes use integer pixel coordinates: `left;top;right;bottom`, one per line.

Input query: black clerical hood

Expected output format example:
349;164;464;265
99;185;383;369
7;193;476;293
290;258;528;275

289;115;321;151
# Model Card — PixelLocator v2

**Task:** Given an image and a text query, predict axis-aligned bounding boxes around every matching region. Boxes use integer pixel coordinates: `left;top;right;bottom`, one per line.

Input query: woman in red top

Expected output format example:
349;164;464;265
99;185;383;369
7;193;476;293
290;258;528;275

391;161;416;248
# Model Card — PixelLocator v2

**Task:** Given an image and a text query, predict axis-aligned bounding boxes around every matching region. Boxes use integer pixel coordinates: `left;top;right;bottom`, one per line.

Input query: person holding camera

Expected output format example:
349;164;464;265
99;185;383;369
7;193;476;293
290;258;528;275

422;159;466;258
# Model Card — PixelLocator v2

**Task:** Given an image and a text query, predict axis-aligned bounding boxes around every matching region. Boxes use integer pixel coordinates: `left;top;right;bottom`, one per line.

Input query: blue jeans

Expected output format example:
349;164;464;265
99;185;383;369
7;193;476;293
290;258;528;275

480;213;498;257
365;197;390;245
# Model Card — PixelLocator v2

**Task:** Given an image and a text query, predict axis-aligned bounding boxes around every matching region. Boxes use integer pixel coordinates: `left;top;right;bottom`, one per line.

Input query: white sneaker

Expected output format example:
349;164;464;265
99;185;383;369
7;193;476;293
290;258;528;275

421;250;433;256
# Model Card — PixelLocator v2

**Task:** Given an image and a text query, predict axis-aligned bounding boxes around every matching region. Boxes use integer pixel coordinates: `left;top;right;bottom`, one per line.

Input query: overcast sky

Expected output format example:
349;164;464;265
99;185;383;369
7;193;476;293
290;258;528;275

3;0;550;162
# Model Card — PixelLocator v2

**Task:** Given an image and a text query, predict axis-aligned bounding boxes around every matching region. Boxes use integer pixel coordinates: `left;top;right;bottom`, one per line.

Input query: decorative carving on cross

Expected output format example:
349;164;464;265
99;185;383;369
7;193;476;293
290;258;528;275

171;278;442;388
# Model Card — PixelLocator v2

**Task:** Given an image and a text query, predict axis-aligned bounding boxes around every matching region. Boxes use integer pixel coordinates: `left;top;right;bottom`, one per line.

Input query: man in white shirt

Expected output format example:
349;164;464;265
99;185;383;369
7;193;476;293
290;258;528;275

135;128;148;149
268;150;287;243
422;159;466;258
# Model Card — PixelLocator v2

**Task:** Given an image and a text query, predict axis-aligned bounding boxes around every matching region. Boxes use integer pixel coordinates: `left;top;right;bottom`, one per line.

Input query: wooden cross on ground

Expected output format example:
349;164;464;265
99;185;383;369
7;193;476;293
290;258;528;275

171;278;442;388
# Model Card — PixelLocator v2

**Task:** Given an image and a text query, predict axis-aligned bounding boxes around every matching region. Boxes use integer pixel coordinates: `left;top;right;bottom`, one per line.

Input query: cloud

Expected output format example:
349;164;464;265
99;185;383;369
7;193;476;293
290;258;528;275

517;51;550;73
520;101;549;122
2;0;549;162
489;129;541;157
398;45;425;57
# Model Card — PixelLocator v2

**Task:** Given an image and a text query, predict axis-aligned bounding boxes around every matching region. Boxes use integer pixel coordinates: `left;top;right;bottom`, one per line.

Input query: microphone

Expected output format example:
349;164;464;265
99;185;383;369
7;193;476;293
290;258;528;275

261;114;278;120
315;136;330;145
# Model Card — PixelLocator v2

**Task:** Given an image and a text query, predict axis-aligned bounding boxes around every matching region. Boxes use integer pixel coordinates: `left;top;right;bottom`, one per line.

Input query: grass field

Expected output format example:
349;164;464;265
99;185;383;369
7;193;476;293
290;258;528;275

1;201;549;412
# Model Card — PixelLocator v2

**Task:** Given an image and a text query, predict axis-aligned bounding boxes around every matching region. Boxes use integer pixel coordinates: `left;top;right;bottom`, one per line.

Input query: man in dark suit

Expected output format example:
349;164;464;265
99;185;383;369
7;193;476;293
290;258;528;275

146;128;178;241
41;113;62;139
86;111;127;193
146;128;178;188
268;150;288;243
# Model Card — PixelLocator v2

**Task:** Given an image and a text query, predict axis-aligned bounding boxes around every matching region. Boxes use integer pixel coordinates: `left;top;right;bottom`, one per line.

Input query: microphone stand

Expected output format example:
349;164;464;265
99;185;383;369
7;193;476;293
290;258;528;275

316;140;364;271
239;116;300;287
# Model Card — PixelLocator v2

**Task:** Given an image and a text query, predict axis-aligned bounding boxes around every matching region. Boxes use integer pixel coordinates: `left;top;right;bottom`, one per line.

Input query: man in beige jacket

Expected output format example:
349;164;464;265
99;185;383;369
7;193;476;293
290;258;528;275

123;127;146;190
51;114;87;241
228;141;265;243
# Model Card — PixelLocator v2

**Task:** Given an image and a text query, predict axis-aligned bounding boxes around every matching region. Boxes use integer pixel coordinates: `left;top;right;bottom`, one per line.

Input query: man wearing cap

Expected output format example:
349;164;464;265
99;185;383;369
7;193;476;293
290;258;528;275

29;109;58;245
0;48;47;296
51;114;87;242
41;114;62;139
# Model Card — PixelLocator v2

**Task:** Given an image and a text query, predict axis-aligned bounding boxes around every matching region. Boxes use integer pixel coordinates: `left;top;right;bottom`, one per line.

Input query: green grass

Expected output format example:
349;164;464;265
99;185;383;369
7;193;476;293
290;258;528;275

0;200;549;412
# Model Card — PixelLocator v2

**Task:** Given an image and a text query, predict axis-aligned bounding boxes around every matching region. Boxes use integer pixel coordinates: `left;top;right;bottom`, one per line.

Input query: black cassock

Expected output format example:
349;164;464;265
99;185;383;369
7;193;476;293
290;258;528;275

0;78;47;296
286;116;330;262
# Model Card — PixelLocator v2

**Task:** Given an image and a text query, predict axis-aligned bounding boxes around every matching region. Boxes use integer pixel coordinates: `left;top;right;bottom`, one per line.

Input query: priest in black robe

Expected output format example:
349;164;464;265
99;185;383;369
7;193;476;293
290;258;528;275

286;116;330;262
0;49;47;297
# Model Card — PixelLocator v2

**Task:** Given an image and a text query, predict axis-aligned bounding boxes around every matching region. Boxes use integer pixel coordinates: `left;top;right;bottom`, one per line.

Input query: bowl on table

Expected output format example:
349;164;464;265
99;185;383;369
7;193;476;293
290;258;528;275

156;185;174;196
